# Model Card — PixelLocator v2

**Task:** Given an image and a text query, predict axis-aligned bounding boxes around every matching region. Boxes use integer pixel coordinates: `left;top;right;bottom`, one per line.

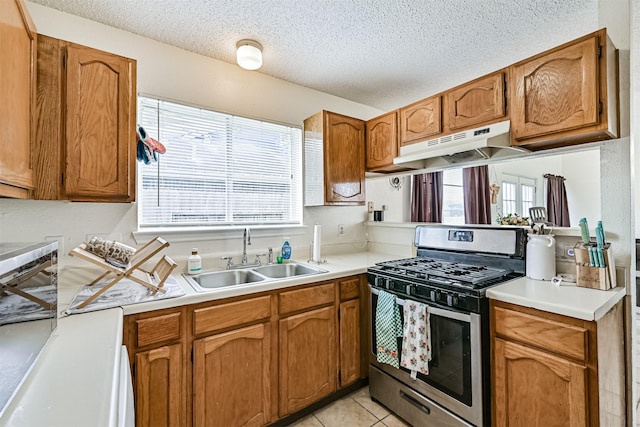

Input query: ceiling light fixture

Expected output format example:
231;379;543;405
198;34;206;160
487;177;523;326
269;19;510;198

236;39;263;70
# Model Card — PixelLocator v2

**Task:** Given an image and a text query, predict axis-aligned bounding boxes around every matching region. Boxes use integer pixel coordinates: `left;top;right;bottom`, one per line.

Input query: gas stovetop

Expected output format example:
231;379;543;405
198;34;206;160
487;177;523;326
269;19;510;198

374;256;514;289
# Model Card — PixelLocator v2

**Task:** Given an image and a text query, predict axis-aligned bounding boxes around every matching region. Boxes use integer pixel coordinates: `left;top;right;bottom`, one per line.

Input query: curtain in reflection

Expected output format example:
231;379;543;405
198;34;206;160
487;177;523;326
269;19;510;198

411;172;443;222
463;166;491;224
545;174;570;226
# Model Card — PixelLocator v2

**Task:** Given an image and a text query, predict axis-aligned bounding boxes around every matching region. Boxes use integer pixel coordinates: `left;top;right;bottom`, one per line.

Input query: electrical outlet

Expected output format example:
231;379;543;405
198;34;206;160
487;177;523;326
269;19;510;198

367;202;374;213
338;224;345;236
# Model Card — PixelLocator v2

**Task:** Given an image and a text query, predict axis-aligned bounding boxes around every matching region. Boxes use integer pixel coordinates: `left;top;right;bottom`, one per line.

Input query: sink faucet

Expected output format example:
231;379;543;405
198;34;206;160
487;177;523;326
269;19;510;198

241;227;251;264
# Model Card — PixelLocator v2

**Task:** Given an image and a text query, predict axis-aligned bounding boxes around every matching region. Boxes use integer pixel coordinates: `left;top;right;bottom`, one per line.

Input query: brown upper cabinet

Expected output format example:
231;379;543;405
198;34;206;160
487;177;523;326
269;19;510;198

510;29;618;149
445;71;506;131
34;35;137;202
304;111;365;206
399;95;442;146
0;0;36;199
365;111;399;171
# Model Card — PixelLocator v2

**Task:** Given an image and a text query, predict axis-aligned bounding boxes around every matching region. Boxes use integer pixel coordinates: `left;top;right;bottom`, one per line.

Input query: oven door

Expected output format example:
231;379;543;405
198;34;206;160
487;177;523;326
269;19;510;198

369;286;483;426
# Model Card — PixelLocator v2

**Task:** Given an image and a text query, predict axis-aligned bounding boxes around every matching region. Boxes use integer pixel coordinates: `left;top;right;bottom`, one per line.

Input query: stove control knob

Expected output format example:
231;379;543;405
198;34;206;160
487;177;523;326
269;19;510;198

429;290;436;302
446;294;458;307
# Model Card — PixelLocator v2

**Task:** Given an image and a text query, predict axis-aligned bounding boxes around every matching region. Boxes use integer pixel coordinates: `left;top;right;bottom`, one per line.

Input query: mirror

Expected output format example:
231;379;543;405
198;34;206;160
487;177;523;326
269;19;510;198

366;149;601;227
489;149;599;227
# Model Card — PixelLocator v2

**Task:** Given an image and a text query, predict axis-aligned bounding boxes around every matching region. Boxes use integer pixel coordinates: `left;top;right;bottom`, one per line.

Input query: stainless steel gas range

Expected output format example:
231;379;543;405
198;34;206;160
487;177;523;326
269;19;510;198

368;225;526;427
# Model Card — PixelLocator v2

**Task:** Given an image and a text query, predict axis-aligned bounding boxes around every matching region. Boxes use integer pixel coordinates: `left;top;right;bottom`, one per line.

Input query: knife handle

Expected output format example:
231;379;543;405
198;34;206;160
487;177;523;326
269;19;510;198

588;247;596;267
579;218;590;244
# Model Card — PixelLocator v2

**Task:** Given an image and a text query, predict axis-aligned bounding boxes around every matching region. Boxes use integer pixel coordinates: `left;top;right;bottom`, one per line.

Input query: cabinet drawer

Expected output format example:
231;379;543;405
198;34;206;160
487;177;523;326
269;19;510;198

493;306;589;361
136;312;182;348
279;283;335;315
339;278;360;301
194;295;271;336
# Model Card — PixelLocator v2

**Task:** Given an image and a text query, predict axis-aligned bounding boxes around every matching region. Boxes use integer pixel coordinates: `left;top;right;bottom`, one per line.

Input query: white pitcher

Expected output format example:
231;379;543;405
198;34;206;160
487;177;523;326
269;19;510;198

526;234;556;280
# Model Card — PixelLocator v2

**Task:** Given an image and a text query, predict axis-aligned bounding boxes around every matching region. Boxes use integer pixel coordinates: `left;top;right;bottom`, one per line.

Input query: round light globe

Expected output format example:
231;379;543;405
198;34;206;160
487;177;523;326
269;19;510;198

236;40;263;70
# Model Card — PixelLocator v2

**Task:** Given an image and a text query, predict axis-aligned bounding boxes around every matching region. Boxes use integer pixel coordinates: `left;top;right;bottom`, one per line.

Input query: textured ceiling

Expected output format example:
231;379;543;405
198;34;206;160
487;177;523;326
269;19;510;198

30;0;598;110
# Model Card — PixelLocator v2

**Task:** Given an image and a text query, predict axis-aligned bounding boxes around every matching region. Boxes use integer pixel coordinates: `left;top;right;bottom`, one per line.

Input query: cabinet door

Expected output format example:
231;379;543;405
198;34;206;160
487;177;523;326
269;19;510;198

193;323;270;427
446;72;505;131
324;112;365;204
399;95;441;145
493;338;588;427
512;36;599;141
279;306;336;416
366;111;398;170
0;0;35;198
65;44;135;200
339;299;360;387
135;344;183;427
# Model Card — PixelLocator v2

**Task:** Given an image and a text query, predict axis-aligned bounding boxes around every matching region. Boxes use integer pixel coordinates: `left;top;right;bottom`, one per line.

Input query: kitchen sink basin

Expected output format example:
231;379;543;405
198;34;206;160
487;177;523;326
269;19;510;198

252;263;327;278
182;262;327;292
183;269;266;291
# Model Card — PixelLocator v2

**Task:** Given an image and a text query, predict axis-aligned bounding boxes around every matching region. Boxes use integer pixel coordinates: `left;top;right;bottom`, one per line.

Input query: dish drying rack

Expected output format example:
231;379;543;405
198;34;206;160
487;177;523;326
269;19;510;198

69;236;177;309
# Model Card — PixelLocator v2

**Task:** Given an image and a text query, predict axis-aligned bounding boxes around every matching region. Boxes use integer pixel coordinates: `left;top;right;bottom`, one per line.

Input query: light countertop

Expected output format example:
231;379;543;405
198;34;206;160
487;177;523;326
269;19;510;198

1;250;629;426
486;277;626;321
0;308;123;427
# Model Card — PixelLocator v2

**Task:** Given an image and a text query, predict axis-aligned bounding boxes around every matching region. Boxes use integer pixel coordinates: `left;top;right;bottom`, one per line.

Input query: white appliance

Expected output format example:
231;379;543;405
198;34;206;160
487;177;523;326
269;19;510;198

118;345;135;427
393;120;529;169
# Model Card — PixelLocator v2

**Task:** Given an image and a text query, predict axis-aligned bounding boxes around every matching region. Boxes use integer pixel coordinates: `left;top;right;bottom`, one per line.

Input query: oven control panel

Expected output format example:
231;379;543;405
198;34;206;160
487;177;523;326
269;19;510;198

368;272;481;313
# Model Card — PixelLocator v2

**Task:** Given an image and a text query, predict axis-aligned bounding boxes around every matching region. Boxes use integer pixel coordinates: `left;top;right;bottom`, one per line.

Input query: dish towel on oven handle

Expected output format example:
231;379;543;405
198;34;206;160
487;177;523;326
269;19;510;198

375;289;402;368
401;300;431;379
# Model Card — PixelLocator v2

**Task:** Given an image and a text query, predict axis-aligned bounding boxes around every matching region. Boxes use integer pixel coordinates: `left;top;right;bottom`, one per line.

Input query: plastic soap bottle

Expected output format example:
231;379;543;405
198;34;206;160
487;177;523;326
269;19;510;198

281;238;292;263
188;248;202;275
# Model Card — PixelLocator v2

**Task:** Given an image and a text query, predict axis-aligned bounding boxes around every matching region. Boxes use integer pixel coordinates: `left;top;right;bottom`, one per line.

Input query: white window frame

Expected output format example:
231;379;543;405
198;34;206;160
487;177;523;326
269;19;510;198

133;96;304;242
500;174;537;218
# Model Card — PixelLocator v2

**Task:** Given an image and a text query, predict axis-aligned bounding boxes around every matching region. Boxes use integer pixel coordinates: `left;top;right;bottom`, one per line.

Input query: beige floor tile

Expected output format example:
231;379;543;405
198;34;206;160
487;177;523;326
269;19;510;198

314;397;379;427
351;387;390;420
381;413;411;427
372;423;386;427
288;414;323;427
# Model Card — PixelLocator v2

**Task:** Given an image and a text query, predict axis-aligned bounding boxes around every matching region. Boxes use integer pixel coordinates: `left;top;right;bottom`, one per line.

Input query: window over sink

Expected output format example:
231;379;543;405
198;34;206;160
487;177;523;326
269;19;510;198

137;96;303;229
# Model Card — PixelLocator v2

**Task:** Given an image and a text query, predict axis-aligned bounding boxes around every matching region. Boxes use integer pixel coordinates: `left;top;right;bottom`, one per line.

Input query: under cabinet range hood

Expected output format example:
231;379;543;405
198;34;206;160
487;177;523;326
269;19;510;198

393;120;529;169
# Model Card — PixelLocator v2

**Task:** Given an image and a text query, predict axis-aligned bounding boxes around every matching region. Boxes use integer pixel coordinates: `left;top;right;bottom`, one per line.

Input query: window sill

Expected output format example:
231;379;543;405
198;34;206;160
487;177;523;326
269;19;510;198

132;224;307;244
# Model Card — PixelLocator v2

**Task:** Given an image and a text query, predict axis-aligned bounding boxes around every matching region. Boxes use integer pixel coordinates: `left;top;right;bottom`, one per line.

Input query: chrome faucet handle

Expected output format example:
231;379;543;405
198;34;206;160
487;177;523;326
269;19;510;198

254;253;267;265
220;256;233;270
267;247;273;264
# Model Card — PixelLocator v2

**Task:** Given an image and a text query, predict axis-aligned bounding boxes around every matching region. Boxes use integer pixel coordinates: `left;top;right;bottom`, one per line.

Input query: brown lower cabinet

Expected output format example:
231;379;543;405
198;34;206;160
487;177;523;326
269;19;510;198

491;299;625;427
135;344;184;427
193;323;271;427
124;274;366;427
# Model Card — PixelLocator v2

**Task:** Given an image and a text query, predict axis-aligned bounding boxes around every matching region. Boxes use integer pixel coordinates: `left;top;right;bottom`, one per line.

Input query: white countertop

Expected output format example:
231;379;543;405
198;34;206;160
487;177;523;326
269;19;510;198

0;308;123;427
486;277;626;321
0;251;389;427
121;252;394;315
1;250;628;426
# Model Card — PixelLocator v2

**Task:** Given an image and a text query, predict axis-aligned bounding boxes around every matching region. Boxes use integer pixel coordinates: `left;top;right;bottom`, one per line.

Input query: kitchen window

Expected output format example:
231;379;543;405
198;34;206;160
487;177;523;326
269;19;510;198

442;169;464;224
137;96;303;229
501;175;536;217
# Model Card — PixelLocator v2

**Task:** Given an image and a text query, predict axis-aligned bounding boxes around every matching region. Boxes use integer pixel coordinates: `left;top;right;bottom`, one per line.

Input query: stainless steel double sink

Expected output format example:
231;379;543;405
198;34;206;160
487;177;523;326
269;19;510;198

182;262;328;292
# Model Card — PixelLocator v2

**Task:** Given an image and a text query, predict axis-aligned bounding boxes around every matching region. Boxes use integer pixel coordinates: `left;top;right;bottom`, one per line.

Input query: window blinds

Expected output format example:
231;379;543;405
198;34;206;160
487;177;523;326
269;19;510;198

137;97;303;228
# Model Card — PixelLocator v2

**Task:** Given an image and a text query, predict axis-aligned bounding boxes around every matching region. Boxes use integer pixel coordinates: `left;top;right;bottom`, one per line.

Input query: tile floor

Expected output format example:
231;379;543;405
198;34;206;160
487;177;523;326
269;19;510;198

289;386;410;427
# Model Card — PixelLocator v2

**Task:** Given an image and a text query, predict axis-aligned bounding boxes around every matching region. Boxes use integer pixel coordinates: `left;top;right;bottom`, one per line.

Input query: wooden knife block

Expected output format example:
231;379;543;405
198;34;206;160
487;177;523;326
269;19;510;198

574;242;615;290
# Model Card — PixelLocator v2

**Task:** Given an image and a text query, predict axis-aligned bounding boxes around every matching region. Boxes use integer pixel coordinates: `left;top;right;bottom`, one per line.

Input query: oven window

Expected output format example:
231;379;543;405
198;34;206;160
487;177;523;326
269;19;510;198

371;292;472;406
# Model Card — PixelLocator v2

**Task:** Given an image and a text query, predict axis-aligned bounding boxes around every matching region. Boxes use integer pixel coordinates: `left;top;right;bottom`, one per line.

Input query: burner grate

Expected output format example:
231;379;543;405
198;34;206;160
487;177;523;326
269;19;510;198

376;256;512;288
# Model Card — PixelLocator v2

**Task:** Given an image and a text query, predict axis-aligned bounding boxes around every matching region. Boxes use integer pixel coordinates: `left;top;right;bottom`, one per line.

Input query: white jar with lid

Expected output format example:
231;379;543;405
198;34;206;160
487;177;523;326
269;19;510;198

526;234;556;280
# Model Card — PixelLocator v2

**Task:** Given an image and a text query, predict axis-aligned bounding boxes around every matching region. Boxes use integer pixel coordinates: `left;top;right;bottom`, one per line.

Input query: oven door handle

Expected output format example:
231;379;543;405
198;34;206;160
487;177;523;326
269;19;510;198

369;285;473;323
399;390;431;415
